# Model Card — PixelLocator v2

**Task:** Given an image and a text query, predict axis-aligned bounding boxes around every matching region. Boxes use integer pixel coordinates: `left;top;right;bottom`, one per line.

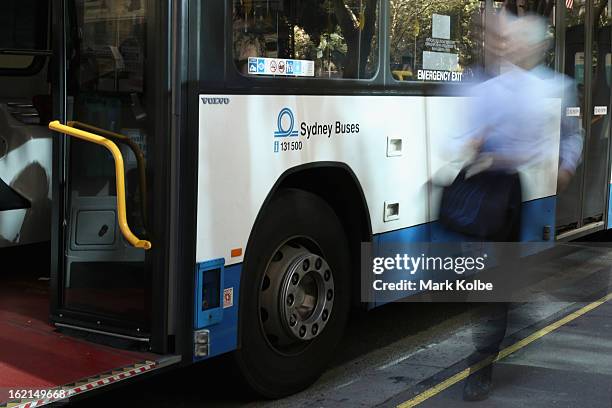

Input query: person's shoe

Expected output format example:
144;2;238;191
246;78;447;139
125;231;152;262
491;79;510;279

462;364;493;401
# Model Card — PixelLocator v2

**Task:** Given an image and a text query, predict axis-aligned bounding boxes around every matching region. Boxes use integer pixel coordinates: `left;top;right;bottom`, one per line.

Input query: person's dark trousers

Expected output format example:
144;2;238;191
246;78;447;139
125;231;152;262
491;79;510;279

464;171;522;401
468;302;509;364
469;169;521;359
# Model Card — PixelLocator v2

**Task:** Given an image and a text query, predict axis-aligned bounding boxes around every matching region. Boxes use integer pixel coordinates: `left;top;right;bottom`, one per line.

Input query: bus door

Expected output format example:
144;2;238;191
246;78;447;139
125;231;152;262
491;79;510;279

556;0;612;239
50;0;167;344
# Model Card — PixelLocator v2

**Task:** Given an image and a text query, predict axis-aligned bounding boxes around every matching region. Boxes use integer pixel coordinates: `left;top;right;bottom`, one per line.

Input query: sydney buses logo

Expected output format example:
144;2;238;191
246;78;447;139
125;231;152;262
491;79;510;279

274;108;299;138
272;106;360;154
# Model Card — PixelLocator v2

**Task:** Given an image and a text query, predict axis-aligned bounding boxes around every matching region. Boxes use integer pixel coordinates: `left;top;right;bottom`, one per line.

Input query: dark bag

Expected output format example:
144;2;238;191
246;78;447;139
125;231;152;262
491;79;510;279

439;167;522;241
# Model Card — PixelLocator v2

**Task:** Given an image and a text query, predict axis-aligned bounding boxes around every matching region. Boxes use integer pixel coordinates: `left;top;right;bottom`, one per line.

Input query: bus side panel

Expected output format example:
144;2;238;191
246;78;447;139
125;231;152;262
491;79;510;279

369;96;560;305
195;95;561;352
372;196;557;306
196;95;429;266
197;95;560;267
426;97;561;212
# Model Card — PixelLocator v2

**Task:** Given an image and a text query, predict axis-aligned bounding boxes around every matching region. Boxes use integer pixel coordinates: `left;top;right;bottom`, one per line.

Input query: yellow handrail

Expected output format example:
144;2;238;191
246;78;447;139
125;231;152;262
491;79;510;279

67;121;148;226
49;120;152;250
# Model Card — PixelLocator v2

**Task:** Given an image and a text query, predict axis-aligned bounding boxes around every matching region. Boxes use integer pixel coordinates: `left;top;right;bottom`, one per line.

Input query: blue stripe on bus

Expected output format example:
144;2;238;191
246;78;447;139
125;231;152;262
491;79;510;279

194;259;225;329
373;196;556;306
519;196;557;241
197;196;555;357
374;196;556;245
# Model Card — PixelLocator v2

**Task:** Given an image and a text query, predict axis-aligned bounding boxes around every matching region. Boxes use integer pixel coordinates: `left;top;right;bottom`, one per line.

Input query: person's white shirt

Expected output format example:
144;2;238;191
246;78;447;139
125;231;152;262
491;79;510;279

447;63;583;173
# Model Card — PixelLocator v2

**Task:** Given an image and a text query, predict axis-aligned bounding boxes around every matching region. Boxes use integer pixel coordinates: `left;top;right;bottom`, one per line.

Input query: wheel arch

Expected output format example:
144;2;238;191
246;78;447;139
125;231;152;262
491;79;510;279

238;162;373;346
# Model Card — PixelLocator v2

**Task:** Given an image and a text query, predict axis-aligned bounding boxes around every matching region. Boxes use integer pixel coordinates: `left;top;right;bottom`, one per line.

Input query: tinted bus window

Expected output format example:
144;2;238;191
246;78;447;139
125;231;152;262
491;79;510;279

71;0;146;94
232;0;379;79
0;0;48;71
389;0;484;83
0;56;35;70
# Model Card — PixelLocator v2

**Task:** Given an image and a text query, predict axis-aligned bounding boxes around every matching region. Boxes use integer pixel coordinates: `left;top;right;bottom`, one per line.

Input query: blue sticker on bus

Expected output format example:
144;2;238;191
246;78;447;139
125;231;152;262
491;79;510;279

195;259;225;329
294;60;302;75
248;58;257;74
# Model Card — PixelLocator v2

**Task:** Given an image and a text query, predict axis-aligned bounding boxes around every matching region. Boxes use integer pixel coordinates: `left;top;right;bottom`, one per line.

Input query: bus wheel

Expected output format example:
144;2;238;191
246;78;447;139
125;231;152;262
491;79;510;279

235;188;350;398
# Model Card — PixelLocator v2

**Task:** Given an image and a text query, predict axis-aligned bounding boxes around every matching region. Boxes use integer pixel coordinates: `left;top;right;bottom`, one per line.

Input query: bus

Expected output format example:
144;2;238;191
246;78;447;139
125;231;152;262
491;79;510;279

0;0;610;405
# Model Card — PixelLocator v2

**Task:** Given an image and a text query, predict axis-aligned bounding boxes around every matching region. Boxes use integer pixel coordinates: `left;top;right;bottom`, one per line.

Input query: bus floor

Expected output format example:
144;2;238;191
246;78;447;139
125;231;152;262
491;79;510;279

384;297;612;408
0;273;155;405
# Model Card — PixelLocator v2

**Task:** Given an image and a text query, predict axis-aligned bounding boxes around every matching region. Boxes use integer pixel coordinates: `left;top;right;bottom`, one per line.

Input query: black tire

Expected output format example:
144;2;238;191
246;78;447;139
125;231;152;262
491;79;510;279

235;188;351;398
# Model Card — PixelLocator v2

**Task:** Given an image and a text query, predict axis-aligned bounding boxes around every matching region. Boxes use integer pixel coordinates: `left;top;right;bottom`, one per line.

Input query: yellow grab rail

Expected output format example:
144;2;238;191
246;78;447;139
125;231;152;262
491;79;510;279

49;120;152;250
67;121;148;225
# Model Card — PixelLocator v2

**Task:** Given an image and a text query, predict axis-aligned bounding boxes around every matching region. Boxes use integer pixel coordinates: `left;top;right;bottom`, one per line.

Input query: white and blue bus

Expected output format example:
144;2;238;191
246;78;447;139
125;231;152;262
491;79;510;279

0;0;610;404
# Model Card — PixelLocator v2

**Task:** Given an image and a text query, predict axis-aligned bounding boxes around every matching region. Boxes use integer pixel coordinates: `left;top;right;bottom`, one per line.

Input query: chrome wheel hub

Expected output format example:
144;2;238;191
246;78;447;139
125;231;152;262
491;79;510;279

260;242;335;347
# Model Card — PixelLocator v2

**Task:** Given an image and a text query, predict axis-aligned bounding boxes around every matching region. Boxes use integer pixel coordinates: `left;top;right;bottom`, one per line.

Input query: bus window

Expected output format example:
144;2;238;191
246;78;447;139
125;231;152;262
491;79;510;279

232;0;379;79
0;0;49;74
389;0;484;83
0;56;35;70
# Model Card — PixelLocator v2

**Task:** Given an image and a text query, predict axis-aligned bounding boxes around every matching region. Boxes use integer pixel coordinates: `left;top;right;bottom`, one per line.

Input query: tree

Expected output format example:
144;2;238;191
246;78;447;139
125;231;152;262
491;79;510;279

388;0;482;75
332;0;378;78
291;0;379;78
503;0;554;17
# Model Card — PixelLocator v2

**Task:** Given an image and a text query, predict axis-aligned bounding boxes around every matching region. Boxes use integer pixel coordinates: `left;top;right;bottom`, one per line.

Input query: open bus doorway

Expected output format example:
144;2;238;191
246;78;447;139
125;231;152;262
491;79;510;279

1;1;176;405
55;0;154;339
556;0;612;239
50;0;173;351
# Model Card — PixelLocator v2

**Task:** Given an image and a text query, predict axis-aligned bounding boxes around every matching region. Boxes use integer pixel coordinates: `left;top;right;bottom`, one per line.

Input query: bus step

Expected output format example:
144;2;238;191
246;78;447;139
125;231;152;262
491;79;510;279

0;278;180;407
0;356;180;408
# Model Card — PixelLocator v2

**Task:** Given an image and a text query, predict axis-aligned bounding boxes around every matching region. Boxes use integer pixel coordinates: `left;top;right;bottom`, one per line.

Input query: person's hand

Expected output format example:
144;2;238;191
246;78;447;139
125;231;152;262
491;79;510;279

557;168;573;192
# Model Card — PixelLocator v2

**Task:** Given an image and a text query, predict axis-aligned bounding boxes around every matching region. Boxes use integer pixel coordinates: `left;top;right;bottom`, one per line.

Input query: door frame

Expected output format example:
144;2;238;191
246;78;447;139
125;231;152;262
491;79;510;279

50;0;172;353
555;0;612;239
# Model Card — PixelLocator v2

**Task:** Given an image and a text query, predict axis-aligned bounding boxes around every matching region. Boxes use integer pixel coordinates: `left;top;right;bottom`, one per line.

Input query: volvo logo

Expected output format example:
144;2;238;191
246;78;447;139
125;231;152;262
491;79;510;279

201;97;230;105
274;107;299;138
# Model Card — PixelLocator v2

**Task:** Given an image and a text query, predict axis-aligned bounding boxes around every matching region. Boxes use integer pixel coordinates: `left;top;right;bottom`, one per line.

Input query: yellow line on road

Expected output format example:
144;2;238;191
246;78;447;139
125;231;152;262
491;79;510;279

397;293;612;408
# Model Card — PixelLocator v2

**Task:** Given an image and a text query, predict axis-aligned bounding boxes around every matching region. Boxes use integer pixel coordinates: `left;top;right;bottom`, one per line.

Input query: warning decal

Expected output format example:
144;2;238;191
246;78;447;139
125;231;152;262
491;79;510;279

223;288;234;309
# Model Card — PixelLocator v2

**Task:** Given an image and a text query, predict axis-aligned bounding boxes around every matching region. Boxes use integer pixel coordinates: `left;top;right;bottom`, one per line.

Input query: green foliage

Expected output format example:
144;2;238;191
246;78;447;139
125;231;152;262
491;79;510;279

389;0;482;71
293;0;378;78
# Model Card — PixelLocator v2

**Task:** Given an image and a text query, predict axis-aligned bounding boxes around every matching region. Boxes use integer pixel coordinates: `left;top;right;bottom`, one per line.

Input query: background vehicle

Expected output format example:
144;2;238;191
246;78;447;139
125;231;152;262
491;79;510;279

0;0;53;248
0;0;610;405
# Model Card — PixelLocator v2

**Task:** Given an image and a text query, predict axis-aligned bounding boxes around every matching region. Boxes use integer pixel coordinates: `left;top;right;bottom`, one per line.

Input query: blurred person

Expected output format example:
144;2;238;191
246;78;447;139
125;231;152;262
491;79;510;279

437;13;583;401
